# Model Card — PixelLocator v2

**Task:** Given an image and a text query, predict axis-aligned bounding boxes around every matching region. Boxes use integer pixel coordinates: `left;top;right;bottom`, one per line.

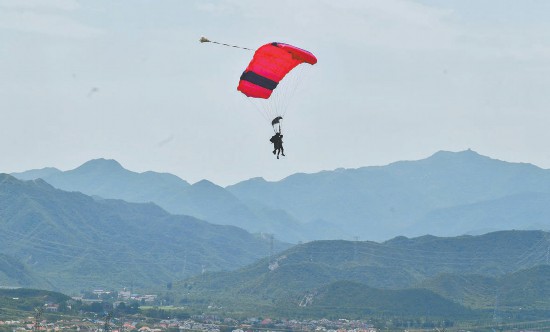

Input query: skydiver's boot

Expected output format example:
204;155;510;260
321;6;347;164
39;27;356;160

277;155;279;159
273;150;276;154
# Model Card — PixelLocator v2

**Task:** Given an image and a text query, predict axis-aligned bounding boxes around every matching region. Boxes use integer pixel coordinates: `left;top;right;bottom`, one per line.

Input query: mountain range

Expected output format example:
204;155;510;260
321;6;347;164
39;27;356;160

5;151;550;320
12;159;321;243
227;149;550;240
0;174;290;292
174;230;550;319
2;168;550;319
13;150;550;242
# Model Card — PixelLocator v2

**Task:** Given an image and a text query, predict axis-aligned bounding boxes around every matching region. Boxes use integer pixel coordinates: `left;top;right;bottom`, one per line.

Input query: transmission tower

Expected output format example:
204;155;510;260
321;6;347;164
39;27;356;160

34;307;43;332
104;312;113;332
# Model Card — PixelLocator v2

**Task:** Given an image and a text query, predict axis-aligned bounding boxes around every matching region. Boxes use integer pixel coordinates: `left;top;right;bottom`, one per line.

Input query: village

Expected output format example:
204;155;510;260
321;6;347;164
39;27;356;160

0;315;379;332
0;288;378;332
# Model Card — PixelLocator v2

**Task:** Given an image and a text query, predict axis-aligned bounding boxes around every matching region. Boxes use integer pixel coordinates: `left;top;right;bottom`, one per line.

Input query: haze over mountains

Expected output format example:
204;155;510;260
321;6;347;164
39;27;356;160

3;151;550;319
0;174;289;292
13;150;550;242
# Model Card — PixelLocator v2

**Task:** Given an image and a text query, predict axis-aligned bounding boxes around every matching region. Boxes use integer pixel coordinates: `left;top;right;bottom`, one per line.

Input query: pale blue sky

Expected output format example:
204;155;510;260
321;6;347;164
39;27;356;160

2;0;550;185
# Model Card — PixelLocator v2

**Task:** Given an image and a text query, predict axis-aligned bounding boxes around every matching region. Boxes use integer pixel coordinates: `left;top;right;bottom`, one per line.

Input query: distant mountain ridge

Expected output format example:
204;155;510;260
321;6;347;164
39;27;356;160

12;150;550;242
0;174;290;292
12;159;314;243
227;150;550;240
12;158;192;208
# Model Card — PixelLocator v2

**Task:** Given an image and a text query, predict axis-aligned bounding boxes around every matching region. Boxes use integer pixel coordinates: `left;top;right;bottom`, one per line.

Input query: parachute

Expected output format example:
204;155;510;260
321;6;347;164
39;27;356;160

200;37;317;134
237;42;317;132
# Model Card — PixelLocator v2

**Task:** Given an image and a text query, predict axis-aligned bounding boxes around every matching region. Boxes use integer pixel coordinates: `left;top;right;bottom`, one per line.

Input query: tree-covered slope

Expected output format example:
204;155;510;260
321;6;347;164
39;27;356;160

11;160;311;243
176;230;550;317
0;174;290;292
0;254;51;289
301;281;475;319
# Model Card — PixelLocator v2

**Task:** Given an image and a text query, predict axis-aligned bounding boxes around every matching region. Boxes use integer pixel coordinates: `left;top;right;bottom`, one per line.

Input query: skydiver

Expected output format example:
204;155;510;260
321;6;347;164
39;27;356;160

270;132;285;159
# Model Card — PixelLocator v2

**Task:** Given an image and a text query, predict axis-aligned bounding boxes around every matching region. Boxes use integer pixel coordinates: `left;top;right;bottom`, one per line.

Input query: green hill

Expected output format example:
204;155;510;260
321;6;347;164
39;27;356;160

0;288;71;320
418;273;497;308
0;174;290;292
175;231;550;318
0;254;51;289
499;265;550;309
297;281;475;319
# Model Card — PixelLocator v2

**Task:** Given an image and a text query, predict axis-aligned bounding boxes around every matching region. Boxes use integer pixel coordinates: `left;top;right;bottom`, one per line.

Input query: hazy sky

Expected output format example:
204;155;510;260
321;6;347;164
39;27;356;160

2;0;550;186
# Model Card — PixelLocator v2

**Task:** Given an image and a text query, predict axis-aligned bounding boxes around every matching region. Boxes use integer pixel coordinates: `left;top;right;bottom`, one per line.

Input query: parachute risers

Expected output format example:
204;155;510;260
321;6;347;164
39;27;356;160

237;42;317;99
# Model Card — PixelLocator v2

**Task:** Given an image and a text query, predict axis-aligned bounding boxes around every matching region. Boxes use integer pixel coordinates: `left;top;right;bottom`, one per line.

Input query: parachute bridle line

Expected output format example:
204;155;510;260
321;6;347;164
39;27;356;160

199;37;252;51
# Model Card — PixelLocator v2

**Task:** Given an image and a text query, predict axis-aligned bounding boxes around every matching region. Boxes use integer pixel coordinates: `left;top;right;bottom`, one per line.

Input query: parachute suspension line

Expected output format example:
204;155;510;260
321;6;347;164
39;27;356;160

246;96;283;134
264;65;308;122
281;65;308;119
246;97;271;124
268;97;278;122
199;36;253;51
249;66;310;133
245;64;312;133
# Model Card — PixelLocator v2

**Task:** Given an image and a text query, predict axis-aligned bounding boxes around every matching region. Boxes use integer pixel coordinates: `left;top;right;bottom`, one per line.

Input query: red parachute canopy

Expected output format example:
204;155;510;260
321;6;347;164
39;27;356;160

237;42;317;99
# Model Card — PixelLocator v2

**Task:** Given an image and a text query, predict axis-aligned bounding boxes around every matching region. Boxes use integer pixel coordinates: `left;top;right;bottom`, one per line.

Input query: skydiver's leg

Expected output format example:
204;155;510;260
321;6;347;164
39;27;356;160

281;146;285;156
